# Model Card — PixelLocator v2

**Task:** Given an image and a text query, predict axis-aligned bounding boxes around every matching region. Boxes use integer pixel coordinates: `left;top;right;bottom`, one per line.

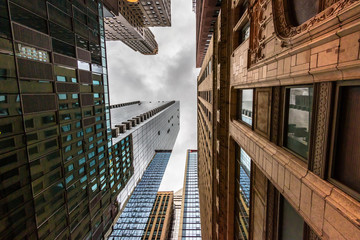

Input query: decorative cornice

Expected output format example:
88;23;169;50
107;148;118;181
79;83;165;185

272;0;357;40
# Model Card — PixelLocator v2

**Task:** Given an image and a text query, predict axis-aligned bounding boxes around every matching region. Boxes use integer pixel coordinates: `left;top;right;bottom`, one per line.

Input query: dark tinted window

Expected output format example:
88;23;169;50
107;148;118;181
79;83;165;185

0;18;11;39
50;22;75;45
10;3;47;33
287;0;319;26
52;38;76;58
11;0;47;18
332;86;360;195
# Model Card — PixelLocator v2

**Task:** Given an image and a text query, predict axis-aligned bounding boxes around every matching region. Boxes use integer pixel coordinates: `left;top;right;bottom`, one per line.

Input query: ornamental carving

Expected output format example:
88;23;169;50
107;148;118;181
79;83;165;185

272;0;356;40
312;83;332;178
249;0;266;65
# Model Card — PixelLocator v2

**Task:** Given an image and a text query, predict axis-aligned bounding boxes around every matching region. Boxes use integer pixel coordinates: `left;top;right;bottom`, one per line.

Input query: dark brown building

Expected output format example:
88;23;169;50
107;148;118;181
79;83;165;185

194;0;220;67
197;0;360;239
143;191;174;240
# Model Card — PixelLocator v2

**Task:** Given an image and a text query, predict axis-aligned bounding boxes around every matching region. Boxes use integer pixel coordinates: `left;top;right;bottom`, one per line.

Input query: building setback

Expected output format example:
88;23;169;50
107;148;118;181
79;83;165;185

197;0;360;239
108;151;173;239
143;191;174;239
179;150;201;239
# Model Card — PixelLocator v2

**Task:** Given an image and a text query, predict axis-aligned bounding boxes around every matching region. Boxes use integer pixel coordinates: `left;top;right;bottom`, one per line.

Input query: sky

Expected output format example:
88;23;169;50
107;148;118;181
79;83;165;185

106;1;199;192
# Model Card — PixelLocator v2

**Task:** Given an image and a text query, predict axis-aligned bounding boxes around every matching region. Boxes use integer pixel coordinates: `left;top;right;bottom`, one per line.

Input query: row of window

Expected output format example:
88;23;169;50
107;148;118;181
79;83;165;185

236;81;360;200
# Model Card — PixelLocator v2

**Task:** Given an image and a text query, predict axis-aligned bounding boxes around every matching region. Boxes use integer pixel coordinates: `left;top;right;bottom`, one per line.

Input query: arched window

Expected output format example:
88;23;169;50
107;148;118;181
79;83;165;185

287;0;320;26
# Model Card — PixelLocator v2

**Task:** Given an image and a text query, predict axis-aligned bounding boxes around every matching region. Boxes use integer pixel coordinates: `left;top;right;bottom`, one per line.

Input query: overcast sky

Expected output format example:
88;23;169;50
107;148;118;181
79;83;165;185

106;1;198;192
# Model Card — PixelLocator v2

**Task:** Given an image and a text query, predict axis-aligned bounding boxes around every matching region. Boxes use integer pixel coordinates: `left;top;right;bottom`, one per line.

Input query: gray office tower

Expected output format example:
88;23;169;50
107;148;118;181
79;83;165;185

107;101;179;239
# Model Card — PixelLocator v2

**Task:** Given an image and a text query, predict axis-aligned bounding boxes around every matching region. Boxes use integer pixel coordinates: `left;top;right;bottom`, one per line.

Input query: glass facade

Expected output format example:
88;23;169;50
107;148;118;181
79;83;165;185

111;101;180;210
0;0;150;239
235;145;251;240
180;150;202;239
109;151;172;239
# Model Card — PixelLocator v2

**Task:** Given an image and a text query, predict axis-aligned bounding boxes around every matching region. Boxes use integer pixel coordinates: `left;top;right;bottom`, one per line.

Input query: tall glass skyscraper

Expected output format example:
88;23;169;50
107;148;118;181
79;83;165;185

109;101;180;210
109;151;173;239
0;1;178;239
179;150;202;239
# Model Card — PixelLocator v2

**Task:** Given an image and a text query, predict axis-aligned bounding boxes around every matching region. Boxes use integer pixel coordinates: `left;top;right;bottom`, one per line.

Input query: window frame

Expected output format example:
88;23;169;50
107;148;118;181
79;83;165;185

327;80;360;201
236;88;254;129
281;85;314;163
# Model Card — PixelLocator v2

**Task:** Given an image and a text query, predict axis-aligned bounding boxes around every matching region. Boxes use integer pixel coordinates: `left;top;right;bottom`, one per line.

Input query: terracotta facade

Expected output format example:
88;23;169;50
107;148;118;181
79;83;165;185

197;0;360;239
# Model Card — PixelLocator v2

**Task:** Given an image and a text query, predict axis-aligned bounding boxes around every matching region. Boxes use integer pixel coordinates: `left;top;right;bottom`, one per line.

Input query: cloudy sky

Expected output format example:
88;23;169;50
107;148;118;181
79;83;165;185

106;1;198;192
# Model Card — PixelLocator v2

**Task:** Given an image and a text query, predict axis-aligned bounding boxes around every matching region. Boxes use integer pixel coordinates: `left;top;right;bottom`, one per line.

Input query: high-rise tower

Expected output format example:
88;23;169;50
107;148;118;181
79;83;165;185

104;0;172;54
0;1;179;239
0;1;116;239
179;150;201;239
108;151;173;239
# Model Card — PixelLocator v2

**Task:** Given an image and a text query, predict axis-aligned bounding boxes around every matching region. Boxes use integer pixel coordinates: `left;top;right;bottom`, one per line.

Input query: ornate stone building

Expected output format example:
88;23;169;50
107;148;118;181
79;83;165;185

197;0;360;239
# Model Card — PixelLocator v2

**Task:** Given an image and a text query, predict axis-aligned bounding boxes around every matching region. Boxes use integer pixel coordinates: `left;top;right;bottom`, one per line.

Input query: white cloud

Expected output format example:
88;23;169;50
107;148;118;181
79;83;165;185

106;1;199;192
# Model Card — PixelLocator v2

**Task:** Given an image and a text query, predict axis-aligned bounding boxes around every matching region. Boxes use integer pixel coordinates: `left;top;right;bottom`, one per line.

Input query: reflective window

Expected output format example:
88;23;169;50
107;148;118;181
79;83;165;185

284;86;313;159
237;89;253;126
10;3;47;33
52;38;76;58
49;22;75;46
0;53;16;77
280;197;304;240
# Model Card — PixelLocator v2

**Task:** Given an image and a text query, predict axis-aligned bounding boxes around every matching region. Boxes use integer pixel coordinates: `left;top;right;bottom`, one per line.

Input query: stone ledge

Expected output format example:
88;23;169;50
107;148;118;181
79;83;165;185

229;120;360;239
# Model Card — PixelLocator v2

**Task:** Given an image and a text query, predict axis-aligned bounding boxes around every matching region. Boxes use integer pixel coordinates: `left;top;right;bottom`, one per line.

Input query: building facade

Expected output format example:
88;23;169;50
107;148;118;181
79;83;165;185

143;191;174;239
108;151;174;239
0;0;119;239
0;1;179;239
197;0;360;239
104;0;171;54
169;188;183;240
179;150;202;239
194;0;220;67
109;101;180;211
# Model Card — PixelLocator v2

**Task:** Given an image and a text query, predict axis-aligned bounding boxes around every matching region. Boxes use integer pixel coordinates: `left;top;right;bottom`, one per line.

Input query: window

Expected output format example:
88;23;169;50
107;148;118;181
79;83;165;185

284;86;313;160
287;0;319;26
49;22;75;46
237;89;253;126
234;143;251;240
279;197;304;240
10;3;47;33
329;83;360;200
241;22;250;43
0;53;16;77
54;66;77;83
52;38;76;58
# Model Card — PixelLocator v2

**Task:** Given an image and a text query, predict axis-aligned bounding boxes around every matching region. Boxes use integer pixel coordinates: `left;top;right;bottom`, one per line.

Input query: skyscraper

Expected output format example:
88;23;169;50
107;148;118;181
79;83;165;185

197;0;360;239
0;1;179;239
104;0;171;54
169;188;182;240
109;101;180;211
179;150;201;239
0;1;116;239
143;191;174;239
108;151;173;239
194;0;220;67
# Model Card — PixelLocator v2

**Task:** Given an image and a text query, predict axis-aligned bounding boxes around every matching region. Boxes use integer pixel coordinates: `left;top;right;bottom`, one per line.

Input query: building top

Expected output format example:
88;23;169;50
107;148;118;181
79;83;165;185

195;0;220;67
110;101;168;125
